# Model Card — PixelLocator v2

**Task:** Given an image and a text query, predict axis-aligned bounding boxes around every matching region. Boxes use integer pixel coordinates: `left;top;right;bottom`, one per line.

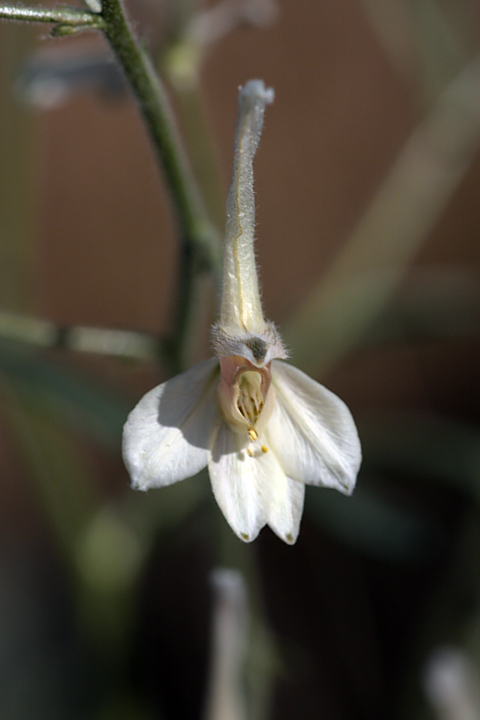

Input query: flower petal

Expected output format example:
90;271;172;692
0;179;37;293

265;470;305;545
123;358;219;490
208;424;266;542
208;424;304;544
268;361;361;495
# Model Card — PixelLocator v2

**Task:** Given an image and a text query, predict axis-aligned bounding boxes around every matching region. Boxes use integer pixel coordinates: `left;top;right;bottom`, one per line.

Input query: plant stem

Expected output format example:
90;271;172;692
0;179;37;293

0;0;222;373
0;4;102;25
100;0;221;371
100;0;219;266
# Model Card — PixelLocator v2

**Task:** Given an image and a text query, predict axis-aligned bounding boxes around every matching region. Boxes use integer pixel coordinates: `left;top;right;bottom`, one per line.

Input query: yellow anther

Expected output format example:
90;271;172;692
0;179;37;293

248;426;258;442
261;445;268;453
247;446;254;457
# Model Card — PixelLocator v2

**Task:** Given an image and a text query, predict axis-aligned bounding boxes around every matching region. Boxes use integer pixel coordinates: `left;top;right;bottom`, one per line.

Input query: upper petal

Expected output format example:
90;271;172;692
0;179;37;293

268;361;361;495
123;358;219;490
208;423;305;544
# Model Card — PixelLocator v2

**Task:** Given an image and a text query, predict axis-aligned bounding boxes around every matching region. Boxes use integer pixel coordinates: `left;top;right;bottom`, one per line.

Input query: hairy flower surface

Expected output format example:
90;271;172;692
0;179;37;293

123;80;361;543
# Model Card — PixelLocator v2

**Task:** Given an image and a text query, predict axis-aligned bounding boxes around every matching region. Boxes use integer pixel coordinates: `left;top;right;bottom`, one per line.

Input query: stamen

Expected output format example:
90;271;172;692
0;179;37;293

236;372;266;434
261;445;268;453
247;446;254;457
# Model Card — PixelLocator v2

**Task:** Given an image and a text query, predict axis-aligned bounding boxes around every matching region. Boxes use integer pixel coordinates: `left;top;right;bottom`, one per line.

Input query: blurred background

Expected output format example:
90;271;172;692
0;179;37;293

1;0;480;718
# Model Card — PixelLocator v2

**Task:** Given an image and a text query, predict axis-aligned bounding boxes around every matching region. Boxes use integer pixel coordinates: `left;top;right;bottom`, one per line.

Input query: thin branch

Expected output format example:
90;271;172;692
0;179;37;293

100;0;220;271
0;0;222;374
0;310;169;361
0;4;103;26
98;0;221;372
0;1;220;261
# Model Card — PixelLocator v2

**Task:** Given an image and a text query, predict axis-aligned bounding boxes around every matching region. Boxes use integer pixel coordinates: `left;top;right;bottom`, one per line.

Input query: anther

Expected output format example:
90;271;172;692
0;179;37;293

261;445;268;453
248;426;257;442
247;446;254;457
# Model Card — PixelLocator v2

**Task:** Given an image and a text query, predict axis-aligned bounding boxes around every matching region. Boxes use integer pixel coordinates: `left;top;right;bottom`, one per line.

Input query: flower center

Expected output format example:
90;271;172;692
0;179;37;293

237;371;264;428
217;356;275;441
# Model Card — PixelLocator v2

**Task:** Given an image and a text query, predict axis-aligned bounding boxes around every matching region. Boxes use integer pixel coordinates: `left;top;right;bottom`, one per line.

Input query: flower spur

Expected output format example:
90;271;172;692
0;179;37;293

122;80;361;544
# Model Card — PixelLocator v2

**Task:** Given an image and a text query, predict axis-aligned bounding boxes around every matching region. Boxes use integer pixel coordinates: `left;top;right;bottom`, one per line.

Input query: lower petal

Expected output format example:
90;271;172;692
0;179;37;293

208;424;304;544
265;472;305;545
208;424;266;541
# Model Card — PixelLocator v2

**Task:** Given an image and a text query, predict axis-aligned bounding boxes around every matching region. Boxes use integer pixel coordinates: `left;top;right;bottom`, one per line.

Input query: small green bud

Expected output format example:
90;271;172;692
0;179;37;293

50;23;88;36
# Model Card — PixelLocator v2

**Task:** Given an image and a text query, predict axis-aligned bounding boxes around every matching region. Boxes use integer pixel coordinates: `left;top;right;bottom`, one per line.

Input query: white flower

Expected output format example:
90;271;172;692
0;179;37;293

123;80;361;544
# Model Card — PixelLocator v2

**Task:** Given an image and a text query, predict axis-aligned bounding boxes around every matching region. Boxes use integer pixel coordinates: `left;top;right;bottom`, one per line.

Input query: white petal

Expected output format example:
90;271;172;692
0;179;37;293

265;469;305;545
208;424;266;542
123;358;219;490
208;424;304;544
268;361;361;495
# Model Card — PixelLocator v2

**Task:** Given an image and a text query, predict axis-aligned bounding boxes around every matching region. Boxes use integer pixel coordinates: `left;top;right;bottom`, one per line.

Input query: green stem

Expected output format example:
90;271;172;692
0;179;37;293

0;0;222;373
0;0;212;256
99;0;219;267
99;0;221;372
0;4;102;25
